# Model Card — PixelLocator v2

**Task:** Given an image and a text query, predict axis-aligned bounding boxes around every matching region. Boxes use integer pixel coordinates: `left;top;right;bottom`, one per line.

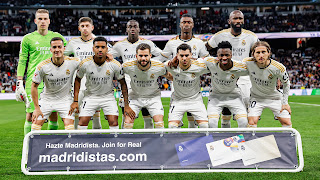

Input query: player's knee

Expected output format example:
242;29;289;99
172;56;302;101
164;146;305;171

222;107;232;116
198;121;208;128
141;108;150;116
168;121;179;129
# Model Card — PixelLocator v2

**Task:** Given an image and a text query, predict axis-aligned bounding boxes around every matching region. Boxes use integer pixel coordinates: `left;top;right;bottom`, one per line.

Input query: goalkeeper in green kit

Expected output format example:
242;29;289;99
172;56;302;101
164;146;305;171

16;9;67;135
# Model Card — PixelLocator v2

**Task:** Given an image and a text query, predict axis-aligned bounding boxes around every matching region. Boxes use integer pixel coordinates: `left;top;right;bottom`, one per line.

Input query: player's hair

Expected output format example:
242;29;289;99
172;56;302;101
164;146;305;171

93;36;108;45
136;43;151;53
181;14;193;19
78;17;93;25
217;41;232;50
177;43;192;53
50;37;64;45
127;19;139;26
229;10;243;19
251;41;271;54
36;9;49;16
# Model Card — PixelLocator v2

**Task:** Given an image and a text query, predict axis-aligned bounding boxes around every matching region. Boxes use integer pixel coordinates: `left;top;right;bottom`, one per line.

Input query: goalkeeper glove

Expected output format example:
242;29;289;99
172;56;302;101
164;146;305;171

15;80;30;108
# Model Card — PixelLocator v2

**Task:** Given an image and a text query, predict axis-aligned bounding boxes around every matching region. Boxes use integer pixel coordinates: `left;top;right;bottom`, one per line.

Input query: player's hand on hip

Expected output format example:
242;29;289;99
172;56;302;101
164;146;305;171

106;53;113;62
15;80;27;102
124;105;135;120
168;56;179;69
280;104;291;115
69;102;79;115
32;108;44;123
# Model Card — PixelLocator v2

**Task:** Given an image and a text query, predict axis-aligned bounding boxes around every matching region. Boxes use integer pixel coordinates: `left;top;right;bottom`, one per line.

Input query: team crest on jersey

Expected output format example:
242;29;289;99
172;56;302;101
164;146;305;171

66;69;70;75
150;74;155;79
106;70;110;75
268;74;273;79
191;73;196;78
230;74;235;79
242;40;246;46
193;45;197;50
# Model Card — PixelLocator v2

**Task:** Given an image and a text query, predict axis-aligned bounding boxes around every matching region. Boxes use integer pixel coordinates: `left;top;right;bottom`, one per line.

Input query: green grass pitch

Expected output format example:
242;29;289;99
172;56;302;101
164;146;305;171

1;96;320;179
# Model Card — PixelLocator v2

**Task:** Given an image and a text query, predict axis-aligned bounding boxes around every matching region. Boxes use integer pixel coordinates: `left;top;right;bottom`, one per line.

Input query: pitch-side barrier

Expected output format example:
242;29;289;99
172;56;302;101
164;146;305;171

21;128;303;175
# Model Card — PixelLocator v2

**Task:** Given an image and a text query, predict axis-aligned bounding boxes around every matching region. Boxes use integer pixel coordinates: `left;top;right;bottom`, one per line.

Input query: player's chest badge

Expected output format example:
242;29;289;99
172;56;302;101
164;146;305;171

150;74;155;79
242;40;246;46
66;69;70;75
191;73;196;78
230;74;235;79
268;74;273;79
106;70;111;75
193;45;197;51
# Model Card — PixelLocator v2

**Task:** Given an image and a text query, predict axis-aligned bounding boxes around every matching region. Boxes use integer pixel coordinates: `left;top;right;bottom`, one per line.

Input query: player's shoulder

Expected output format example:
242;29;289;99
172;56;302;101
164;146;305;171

169;35;180;41
64;56;80;62
242;29;258;38
233;61;247;69
37;58;51;70
191;59;206;68
111;59;122;67
243;57;255;63
113;38;127;47
79;56;93;66
204;57;218;63
67;37;80;43
151;59;164;67
122;60;136;68
270;59;286;73
214;28;231;36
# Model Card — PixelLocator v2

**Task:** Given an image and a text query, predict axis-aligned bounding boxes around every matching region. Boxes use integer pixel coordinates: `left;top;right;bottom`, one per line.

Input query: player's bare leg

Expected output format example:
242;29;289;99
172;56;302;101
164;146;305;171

48;112;59;130
62;118;75;130
31;119;45;131
92;110;102;129
24;112;33;135
153;115;164;129
278;117;292;128
105;115;119;130
247;116;259;128
78;116;92;130
123;114;135;129
195;120;209;128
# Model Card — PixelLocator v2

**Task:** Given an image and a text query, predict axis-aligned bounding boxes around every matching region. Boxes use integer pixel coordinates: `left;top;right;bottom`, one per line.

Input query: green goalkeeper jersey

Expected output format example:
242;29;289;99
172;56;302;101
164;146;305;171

17;31;67;88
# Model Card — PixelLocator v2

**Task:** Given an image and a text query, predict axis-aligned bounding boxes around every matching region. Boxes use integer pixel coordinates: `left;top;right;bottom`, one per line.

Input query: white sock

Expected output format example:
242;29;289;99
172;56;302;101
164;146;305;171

237;117;248;128
154;121;164;129
144;117;154;129
74;113;79;129
123;122;133;129
78;125;88;130
109;125;119;129
198;122;209;128
282;124;292;128
168;122;179;129
31;124;42;131
92;111;102;129
247;124;257;128
65;124;75;130
208;118;219;128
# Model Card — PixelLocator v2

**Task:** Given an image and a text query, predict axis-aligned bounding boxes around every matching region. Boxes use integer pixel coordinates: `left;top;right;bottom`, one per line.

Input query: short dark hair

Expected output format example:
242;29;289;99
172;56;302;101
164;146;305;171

177;43;192;53
217;41;232;50
93;36;108;45
181;14;192;18
50;37;64;45
78;17;93;25
136;43;151;53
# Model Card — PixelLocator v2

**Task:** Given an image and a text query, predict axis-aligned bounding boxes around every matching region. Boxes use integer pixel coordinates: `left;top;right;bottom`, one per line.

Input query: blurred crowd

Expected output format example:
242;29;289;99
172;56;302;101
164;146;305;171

0;9;319;36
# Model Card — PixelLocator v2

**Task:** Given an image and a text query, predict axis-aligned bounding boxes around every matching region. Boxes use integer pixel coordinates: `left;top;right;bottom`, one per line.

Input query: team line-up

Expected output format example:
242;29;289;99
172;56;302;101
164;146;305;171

15;9;292;134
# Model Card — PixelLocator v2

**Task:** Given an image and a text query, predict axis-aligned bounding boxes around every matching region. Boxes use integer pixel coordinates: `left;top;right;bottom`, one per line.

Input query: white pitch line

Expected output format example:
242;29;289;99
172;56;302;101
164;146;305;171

290;102;320;107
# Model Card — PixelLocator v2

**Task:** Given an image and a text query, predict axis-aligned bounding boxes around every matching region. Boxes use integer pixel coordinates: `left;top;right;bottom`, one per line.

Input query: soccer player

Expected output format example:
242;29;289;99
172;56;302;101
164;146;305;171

244;41;292;128
165;44;209;129
16;9;67;135
204;41;248;128
122;43;172;129
69;37;135;130
206;10;259;128
64;17;102;130
31;37;79;131
156;14;209;128
110;19;162;129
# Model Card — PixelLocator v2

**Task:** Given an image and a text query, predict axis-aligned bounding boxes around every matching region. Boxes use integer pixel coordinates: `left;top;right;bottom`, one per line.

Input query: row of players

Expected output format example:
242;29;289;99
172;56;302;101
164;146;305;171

15;9;291;134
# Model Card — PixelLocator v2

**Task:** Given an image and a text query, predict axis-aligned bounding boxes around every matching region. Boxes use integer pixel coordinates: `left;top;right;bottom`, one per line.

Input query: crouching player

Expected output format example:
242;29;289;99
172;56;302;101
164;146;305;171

31;37;79;130
244;41;292;128
204;41;248;128
122;43;172;129
69;37;135;130
165;43;209;128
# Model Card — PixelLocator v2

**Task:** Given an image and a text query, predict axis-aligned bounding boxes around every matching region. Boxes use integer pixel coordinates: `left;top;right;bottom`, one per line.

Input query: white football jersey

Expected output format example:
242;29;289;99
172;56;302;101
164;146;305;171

64;37;95;61
110;37;162;63
165;59;209;101
208;28;259;62
77;56;124;97
157;35;209;62
123;59;166;99
33;56;80;101
244;58;290;104
204;57;248;95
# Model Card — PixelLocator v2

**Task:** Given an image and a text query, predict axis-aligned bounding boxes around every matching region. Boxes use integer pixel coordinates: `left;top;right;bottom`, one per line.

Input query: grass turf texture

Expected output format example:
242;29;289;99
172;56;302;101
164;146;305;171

1;96;319;179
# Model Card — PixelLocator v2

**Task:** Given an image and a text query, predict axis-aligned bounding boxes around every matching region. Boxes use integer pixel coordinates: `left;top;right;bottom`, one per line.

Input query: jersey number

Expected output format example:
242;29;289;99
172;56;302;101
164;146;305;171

250;101;256;108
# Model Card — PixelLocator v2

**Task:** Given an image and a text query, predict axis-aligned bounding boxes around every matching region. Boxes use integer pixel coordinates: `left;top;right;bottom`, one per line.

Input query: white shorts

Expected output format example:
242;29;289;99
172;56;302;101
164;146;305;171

168;99;208;122
38;98;74;120
129;96;164;118
207;94;247;116
248;97;291;119
237;76;251;107
79;94;119;117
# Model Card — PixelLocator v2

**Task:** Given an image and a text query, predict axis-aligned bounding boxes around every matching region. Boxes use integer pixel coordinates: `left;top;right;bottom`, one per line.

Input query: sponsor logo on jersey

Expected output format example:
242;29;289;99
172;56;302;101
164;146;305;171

193;45;197;50
191;73;196;78
251;72;255;75
76;47;80;50
49;73;54;76
133;75;137;78
230;74;235;79
268;74;273;79
66;69;70;75
35;41;39;45
150;74;155;78
106;70;110;75
125;49;128;52
242;40;246;46
90;72;94;74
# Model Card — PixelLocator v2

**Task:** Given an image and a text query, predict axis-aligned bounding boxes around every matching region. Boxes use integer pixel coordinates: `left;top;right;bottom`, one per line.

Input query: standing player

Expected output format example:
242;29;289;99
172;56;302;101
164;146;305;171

244;41;292;128
69;37;135;130
110;19;162;129
16;9;67;135
122;43;172;129
31;37;79;131
204;41;248;128
64;17;102;130
206;10;259;128
156;14;209;128
165;44;209;129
